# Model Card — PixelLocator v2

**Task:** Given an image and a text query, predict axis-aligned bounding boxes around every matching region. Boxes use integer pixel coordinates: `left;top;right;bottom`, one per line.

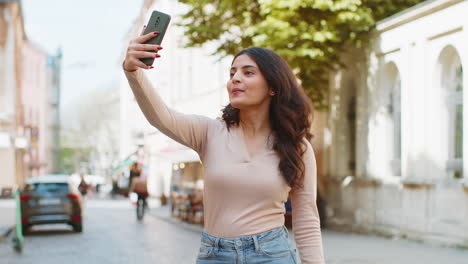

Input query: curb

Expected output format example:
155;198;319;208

0;226;13;243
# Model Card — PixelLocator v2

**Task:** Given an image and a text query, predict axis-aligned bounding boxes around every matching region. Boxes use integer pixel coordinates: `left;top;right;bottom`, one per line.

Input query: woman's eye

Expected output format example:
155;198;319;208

246;71;254;75
229;72;235;78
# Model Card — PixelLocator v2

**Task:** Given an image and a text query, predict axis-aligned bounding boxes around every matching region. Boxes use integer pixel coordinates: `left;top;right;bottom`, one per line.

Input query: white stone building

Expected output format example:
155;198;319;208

324;0;467;247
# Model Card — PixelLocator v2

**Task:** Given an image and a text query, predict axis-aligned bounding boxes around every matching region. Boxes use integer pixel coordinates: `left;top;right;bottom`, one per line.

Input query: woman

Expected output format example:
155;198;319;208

123;28;325;264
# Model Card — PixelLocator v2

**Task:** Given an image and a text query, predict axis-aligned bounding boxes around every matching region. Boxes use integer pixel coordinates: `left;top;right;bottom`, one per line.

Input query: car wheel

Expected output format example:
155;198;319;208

72;222;83;233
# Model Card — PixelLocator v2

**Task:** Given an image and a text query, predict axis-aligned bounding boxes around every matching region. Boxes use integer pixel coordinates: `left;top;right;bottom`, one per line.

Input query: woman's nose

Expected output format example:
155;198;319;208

231;72;241;83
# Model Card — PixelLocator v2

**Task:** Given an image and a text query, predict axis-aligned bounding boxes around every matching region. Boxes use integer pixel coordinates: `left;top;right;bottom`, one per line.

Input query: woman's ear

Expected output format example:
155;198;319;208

269;90;276;96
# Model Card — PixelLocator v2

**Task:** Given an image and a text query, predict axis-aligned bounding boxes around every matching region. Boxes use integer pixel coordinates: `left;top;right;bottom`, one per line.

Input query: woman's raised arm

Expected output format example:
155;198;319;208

122;27;212;154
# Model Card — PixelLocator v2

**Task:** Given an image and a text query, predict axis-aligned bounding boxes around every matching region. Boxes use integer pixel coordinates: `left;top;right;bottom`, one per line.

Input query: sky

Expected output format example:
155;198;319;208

21;0;144;127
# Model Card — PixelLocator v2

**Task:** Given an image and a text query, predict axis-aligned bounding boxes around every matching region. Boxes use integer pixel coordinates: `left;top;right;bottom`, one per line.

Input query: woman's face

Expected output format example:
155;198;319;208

227;54;272;110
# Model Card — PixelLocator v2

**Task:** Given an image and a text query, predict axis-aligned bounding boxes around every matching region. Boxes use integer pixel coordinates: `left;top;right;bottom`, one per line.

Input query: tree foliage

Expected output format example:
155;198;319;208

59;147;93;174
178;0;425;109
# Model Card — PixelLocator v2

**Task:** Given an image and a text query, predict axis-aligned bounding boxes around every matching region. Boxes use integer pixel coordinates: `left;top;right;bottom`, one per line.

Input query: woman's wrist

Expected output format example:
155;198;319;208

122;60;137;72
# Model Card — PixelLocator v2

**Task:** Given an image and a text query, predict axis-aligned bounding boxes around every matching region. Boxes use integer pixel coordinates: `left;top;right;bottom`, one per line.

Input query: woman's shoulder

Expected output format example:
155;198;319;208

199;117;226;137
212;117;228;130
190;115;223;130
301;138;316;161
206;118;240;138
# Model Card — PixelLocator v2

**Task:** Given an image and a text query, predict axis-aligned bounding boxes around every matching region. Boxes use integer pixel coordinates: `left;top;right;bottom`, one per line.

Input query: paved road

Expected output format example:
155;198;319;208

0;199;200;264
1;198;468;264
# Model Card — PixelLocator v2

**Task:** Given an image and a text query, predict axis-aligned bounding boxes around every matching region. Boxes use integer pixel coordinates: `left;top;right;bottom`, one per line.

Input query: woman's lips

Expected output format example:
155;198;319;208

232;88;244;94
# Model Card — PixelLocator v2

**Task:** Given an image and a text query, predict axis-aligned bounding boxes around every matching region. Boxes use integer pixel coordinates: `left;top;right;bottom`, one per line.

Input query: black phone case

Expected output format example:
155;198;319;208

140;10;171;66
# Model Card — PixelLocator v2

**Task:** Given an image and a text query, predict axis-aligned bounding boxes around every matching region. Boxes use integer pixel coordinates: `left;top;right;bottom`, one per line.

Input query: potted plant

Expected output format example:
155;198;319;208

160;193;167;206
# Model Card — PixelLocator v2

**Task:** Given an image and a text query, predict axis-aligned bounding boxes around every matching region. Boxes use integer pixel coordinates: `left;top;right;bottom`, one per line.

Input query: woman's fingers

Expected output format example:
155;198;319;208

123;27;162;71
135;31;159;44
140;25;147;36
132;59;153;70
128;50;161;59
131;43;162;51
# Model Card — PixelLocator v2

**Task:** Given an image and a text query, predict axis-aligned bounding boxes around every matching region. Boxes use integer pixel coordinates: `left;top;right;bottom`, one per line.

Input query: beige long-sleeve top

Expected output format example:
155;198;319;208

125;68;325;264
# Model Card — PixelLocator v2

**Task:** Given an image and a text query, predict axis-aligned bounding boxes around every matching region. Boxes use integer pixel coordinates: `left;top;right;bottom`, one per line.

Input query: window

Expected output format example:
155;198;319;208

390;74;402;165
384;63;402;176
452;66;463;178
30;183;69;194
347;95;356;174
440;46;463;179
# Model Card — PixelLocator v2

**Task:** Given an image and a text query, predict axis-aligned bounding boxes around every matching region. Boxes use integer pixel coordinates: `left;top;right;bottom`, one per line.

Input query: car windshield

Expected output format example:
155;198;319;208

30;183;69;194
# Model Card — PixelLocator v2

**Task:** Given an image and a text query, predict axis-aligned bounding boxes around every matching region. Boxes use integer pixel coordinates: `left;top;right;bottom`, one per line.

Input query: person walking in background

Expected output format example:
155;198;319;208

128;162;142;190
129;172;149;220
78;173;89;198
122;28;324;263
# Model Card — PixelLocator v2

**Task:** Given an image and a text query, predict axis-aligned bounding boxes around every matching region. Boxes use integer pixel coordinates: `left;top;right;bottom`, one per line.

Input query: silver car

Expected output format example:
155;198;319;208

20;175;83;234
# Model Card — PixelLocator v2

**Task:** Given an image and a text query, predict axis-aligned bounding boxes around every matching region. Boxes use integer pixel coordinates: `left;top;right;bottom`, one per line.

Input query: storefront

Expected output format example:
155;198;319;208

0;132;15;197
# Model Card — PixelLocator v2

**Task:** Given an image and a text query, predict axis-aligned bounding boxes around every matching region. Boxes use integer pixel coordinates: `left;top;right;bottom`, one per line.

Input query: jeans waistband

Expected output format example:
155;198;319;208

201;226;288;250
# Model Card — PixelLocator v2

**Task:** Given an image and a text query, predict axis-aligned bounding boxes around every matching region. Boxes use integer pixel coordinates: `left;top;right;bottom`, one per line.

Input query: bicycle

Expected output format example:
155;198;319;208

136;193;148;221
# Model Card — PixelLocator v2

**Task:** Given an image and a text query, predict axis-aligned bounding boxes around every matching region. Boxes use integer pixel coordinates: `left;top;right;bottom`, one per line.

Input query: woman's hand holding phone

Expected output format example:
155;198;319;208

123;26;163;72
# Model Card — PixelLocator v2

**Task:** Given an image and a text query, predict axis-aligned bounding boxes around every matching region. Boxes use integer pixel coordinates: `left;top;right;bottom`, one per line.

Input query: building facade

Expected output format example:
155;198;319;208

0;0;26;195
46;50;62;174
324;0;467;247
0;0;62;196
21;44;62;178
21;40;49;179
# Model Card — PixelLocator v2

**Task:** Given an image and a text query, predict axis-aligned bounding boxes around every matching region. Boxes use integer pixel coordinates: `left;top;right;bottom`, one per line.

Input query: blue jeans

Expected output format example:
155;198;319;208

196;226;298;264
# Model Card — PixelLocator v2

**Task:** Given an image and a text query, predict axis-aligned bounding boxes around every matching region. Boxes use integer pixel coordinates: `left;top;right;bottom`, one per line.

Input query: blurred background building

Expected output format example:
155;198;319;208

0;0;62;196
323;0;467;247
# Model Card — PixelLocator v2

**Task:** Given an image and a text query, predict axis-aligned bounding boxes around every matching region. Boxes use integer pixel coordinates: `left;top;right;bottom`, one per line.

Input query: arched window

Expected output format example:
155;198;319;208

451;63;463;178
439;46;463;179
347;84;357;175
384;63;402;176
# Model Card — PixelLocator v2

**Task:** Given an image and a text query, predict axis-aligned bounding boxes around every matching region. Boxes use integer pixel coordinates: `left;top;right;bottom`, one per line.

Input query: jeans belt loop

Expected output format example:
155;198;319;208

283;225;289;238
252;235;260;252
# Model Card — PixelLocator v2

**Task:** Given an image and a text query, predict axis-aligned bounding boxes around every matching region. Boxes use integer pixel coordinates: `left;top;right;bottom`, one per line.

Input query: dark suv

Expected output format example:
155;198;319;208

20;175;83;234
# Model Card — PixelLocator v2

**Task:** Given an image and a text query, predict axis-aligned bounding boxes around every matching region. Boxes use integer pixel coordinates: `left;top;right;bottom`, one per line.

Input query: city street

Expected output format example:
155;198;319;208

0;198;200;264
2;1;468;263
1;198;468;264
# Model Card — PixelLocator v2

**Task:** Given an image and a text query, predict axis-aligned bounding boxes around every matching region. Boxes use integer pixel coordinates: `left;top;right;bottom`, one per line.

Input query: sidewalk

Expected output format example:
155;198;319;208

0;199;15;244
146;202;204;234
145;202;468;264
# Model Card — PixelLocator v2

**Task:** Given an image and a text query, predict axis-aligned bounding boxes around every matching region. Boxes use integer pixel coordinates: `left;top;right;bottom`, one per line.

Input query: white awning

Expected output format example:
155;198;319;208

0;132;11;149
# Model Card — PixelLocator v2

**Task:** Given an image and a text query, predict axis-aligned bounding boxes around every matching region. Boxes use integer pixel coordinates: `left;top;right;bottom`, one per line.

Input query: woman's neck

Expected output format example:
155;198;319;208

239;108;271;137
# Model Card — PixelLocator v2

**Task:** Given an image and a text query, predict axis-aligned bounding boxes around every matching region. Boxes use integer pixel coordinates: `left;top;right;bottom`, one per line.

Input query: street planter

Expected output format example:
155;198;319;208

160;194;167;206
463;182;468;193
353;178;381;188
401;179;435;190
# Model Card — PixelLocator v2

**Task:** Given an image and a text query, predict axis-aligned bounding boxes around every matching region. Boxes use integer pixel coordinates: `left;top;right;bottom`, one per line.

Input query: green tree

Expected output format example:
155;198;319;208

59;146;93;174
178;0;425;109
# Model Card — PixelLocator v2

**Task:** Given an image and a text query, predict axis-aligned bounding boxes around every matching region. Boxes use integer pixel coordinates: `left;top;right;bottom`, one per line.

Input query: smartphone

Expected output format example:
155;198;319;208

140;10;171;66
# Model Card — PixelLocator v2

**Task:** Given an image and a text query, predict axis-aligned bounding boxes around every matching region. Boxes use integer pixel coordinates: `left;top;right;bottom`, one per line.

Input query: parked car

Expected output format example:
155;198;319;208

20;175;83;234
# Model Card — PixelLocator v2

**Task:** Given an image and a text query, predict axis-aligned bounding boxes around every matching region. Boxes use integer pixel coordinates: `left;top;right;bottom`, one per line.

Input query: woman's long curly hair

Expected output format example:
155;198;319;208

222;47;313;188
